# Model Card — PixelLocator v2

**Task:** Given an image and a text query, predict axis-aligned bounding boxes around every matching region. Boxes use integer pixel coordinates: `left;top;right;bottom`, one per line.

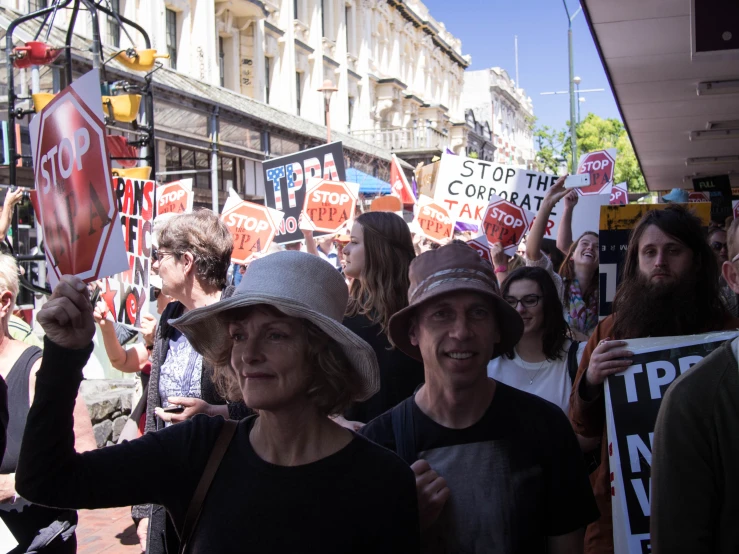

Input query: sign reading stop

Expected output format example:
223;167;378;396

29;69;128;286
610;182;628;205
415;195;454;244
577;148;617;196
688;191;710;203
481;196;534;255
300;178;359;234
466;235;493;265
221;200;285;264
157;179;194;215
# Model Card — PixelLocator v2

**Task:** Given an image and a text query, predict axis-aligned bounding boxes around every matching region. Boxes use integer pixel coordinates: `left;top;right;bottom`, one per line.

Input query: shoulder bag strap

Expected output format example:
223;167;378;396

391;398;417;465
567;340;581;384
179;419;238;554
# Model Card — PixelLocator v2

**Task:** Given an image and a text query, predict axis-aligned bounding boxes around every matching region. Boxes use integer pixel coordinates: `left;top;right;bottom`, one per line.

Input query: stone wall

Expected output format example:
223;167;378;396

80;380;141;448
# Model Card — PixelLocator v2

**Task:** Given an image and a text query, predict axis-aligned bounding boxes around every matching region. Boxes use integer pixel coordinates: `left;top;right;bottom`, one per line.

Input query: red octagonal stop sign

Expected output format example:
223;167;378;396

301;178;359;234
31;72;117;283
157;180;194;215
222;200;283;264
577;149;616;196
481;199;534;255
416;200;454;244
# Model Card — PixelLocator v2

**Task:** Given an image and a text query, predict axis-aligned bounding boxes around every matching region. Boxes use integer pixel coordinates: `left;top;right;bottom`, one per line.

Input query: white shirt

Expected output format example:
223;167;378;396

487;340;584;414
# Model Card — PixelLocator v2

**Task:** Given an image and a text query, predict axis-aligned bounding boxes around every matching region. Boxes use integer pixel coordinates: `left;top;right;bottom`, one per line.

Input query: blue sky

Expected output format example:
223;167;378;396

422;0;622;133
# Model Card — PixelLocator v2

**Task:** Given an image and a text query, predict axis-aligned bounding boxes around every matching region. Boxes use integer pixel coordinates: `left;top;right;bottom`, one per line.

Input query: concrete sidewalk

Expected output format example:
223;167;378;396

76;507;140;554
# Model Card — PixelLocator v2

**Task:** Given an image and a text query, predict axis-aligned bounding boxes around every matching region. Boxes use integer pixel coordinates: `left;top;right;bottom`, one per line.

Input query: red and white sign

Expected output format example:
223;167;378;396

466;234;493;265
390;153;416;205
29;69;127;286
576;148;616;197
480;195;535;256
157;179;194;215
221;200;284;264
299;178;359;233
414;195;454;244
689;191;710;203
610;182;628;205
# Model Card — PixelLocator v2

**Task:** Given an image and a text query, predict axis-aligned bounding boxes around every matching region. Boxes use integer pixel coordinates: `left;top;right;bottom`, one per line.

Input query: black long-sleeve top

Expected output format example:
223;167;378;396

16;339;420;553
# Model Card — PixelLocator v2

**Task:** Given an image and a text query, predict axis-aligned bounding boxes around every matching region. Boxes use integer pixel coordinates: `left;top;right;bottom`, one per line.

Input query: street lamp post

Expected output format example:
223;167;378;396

317;79;338;144
563;0;580;171
574;75;582;123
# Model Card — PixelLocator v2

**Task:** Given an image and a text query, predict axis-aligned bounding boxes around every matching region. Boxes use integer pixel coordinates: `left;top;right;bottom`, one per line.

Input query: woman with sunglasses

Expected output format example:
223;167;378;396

708;226;738;317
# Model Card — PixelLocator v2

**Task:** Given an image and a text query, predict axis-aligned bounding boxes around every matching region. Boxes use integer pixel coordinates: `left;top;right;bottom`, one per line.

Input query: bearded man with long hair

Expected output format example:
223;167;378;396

568;205;739;554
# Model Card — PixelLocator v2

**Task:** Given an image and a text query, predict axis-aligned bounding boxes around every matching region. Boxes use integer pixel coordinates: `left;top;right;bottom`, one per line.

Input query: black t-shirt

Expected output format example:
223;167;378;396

343;313;425;423
16;339;420;554
360;382;599;554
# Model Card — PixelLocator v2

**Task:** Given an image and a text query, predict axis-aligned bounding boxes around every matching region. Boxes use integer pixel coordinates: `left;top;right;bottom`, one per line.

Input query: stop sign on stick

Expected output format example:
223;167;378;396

577;148;617;196
300;178;359;233
221;200;284;265
415;195;454;244
689;191;710;203
466;234;493;266
157;179;194;215
610;182;628;205
481;195;534;255
29;69;127;286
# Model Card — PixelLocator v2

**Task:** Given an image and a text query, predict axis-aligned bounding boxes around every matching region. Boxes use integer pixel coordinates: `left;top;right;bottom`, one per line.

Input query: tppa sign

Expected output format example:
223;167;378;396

157;179;193;215
610;182;628;205
263;142;346;244
300;178;359;234
481;195;534;255
29;69;127;286
576;148;616;196
415;195;454;244
221;200;284;265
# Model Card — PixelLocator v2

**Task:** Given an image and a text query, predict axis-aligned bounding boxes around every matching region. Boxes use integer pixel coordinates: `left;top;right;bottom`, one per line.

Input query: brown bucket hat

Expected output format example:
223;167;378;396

388;242;524;361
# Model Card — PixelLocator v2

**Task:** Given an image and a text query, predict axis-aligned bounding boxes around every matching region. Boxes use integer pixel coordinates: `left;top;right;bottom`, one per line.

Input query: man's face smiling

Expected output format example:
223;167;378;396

409;291;500;387
637;225;695;287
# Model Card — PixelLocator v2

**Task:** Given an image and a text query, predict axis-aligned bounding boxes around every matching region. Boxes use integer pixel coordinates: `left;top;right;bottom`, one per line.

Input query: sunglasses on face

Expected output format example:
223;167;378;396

150;287;161;302
504;294;542;309
711;241;727;252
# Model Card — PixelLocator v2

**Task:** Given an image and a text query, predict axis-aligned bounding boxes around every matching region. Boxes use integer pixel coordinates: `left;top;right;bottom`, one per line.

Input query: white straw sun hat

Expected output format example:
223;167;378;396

170;250;380;401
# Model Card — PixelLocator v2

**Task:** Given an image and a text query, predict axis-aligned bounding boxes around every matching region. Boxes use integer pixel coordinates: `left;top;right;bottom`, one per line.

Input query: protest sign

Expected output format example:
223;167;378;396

416;160;440;198
263;142;345;244
605;331;738;554
29;69;127;286
481;195;535;255
369;195;402;213
221;200;284;265
414;195;454;244
157;179;193;215
688;191;710;203
598;203;711;317
98;176;156;328
300;178;359;233
576;148;616;197
466;234;493;265
610;182;628;205
693;174;732;223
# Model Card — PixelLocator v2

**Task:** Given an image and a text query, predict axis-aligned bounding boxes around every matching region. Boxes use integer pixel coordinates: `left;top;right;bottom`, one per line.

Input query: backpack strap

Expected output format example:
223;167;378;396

391;397;417;465
567;340;581;384
179;419;238;554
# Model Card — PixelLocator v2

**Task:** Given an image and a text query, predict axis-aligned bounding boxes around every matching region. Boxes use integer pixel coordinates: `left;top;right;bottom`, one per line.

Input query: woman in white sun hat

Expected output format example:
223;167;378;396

15;251;420;553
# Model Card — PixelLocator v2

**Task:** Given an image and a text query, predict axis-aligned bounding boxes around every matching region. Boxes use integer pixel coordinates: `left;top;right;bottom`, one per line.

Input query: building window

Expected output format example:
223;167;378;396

164;143;211;190
295;72;302;116
321;0;326;38
28;0;48;12
294;0;299;19
345;5;351;50
348;96;355;128
107;0;121;47
220;156;235;192
265;56;271;104
219;37;225;87
166;8;178;70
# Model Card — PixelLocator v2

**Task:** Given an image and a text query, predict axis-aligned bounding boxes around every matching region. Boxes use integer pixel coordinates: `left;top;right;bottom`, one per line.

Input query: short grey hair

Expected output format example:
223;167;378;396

0;253;19;304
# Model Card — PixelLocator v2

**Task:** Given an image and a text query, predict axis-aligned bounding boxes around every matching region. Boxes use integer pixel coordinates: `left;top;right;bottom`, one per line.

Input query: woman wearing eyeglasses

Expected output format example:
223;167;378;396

487;267;583;415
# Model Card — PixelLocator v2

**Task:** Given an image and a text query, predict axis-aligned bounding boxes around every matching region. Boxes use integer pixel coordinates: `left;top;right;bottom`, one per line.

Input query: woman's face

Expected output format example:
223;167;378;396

709;230;728;265
573;234;599;270
152;248;187;300
504;279;545;337
342;222;366;279
229;308;313;412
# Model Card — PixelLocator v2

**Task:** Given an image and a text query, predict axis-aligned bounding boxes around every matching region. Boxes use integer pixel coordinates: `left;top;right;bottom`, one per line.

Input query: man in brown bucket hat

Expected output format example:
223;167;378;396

360;242;598;553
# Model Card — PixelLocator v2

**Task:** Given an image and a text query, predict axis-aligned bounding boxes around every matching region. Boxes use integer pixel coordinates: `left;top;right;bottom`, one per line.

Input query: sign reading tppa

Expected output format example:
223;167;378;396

221;200;285;265
300;178;359;233
157;179;194;215
577;148;616;196
415;195;454;244
481;195;534;255
29;69;127;286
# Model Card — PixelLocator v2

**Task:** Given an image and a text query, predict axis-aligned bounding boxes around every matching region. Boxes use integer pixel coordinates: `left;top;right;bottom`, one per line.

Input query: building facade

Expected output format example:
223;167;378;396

1;0;470;210
463;67;536;168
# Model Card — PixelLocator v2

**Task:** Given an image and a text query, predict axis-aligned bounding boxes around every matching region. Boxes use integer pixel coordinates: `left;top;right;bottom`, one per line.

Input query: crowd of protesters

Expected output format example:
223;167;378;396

1;174;739;554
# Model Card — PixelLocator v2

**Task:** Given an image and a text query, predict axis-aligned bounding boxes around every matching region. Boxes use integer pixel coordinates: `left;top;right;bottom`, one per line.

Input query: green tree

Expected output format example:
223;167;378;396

534;124;567;175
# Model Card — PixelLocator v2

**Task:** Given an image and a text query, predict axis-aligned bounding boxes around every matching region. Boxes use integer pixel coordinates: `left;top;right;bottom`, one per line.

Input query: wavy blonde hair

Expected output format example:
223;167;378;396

210;305;363;416
345;212;415;336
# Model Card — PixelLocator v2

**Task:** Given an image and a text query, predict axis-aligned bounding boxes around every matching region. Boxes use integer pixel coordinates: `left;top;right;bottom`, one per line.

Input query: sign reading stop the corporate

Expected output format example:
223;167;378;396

263;142;346;244
481;195;535;255
221;200;284;264
300;178;359;233
414;195;454;244
576;148;617;196
29;69;128;286
157;179;194;216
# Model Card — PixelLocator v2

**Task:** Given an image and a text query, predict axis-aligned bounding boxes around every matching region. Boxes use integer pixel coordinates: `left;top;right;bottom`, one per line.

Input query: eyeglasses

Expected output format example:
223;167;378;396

504;294;542;309
711;241;728;252
150;288;161;302
152;249;179;262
